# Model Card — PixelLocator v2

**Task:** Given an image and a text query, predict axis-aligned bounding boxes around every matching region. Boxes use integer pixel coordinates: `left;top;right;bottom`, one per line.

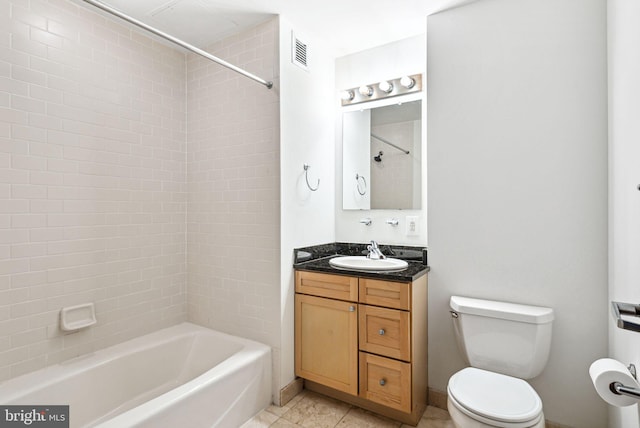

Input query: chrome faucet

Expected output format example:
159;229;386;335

367;240;386;260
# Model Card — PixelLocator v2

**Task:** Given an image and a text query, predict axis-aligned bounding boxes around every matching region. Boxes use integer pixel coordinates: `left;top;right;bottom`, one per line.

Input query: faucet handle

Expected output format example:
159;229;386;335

386;218;399;227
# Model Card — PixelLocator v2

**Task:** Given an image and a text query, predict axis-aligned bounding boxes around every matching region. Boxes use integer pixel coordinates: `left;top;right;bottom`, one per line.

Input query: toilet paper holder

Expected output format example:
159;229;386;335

610;364;640;401
612;301;640;333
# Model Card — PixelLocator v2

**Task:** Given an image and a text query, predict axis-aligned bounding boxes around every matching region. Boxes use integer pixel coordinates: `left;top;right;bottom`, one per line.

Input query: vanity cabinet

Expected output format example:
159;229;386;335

294;269;428;425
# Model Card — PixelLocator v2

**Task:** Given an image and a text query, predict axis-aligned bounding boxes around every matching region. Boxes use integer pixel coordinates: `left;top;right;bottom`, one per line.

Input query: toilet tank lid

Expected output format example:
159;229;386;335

450;296;554;324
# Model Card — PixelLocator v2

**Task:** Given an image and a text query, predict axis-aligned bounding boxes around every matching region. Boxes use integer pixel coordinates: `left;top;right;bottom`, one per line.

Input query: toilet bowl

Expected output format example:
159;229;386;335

447;296;554;428
447;368;544;428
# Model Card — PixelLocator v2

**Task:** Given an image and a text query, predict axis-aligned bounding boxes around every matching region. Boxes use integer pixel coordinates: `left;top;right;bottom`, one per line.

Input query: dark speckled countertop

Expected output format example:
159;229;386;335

293;242;429;282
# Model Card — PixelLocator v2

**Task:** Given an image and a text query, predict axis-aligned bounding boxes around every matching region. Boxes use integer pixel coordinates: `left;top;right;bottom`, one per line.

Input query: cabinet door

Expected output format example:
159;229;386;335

295;294;358;395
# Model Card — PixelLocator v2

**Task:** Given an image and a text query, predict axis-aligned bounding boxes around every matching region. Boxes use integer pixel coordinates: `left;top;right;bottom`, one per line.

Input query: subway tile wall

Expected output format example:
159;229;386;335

186;18;280;354
370;120;420;209
0;0;187;381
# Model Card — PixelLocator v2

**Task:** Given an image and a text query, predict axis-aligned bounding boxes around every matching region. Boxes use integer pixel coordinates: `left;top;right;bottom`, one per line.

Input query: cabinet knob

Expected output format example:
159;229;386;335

349;306;355;312
379;379;386;386
378;329;385;336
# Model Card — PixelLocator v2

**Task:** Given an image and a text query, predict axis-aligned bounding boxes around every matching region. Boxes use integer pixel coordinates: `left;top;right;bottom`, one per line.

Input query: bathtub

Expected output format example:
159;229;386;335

0;323;272;427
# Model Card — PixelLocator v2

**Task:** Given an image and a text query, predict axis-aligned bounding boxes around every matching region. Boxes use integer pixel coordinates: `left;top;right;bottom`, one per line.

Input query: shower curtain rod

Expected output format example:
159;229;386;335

81;0;273;89
371;133;410;155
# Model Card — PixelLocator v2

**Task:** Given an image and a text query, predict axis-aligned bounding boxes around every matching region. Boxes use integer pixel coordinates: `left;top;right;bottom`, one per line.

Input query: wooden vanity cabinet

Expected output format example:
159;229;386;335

294;270;428;426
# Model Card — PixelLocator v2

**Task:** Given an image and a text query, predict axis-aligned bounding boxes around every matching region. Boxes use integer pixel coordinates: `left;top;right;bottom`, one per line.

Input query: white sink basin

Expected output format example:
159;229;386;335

329;256;408;272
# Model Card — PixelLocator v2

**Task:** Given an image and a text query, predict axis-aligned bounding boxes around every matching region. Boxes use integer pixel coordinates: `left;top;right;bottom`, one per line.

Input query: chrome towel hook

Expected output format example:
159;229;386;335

303;164;319;191
355;173;367;195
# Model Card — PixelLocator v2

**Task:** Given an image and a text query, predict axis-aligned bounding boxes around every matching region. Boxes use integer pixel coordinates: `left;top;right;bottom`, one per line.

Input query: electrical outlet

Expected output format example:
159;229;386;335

406;216;419;237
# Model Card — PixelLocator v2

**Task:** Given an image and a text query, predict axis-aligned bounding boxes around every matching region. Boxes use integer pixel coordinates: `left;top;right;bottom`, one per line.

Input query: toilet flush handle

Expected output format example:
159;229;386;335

450;311;459;318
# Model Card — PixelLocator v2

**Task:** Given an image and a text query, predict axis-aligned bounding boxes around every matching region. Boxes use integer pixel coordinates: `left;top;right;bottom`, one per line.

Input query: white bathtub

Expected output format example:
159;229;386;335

0;323;272;428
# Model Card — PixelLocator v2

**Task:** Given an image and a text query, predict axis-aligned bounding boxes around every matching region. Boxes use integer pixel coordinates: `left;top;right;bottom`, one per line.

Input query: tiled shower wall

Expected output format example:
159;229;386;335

186;18;280;356
370;120;421;209
0;0;187;381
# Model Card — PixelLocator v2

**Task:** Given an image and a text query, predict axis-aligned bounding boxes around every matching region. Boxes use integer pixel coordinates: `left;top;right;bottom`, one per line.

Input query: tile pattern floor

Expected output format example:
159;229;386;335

241;390;454;428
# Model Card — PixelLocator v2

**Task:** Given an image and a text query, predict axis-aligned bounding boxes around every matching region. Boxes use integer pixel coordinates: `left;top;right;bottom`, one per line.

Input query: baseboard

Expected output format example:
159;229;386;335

427;388;448;410
279;377;304;407
545;422;574;428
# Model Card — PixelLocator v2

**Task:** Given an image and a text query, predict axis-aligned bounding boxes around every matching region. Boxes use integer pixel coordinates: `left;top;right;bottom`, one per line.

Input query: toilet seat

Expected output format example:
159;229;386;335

447;368;543;428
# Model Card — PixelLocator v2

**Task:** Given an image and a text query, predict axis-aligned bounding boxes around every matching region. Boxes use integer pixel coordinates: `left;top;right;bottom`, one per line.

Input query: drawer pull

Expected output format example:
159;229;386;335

349;306;356;312
378;329;385;335
379;378;386;386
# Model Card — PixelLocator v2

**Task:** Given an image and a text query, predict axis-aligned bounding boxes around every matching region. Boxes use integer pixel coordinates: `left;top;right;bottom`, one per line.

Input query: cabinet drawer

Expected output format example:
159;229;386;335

359;305;410;361
296;271;358;302
359;278;410;310
359;352;411;413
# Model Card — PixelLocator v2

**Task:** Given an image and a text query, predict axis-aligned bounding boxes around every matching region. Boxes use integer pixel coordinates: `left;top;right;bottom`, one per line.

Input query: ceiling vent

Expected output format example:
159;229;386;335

291;32;309;71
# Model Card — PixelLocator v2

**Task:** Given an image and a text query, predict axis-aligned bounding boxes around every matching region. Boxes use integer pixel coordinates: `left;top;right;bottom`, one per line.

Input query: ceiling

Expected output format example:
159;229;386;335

90;0;475;57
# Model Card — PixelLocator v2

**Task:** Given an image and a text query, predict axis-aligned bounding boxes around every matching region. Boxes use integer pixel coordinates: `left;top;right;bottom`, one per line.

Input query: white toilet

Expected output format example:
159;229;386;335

447;296;554;428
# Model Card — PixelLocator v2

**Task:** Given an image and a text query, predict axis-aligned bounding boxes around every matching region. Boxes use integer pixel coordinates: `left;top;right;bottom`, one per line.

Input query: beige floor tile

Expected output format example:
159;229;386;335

271;418;304;427
268;390;453;428
336;407;402;428
423;407;451;421
240;410;280;428
281;391;352;428
267;390;308;417
401;406;454;428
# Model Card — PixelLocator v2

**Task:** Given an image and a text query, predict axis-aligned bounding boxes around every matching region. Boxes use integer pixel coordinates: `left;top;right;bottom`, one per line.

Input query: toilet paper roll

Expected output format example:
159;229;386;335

589;358;640;407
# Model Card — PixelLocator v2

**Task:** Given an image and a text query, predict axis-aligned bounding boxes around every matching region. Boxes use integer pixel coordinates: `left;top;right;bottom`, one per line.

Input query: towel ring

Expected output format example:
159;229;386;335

303;164;319;191
356;173;367;195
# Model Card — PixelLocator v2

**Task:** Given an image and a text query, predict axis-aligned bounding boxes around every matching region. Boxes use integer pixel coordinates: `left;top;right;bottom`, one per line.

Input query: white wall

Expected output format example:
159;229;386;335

427;0;608;427
608;1;640;426
279;17;336;402
335;36;427;245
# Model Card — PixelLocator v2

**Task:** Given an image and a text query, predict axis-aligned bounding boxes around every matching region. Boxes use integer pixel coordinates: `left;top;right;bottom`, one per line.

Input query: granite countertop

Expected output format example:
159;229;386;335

293;242;429;282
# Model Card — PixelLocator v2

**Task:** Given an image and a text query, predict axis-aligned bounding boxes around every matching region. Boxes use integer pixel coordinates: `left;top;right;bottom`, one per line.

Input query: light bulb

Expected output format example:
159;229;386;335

358;85;373;97
378;81;393;93
400;76;415;89
340;90;354;101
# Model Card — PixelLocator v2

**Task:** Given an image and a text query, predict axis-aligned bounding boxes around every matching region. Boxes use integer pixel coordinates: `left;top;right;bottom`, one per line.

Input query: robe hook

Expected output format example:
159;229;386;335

303;164;320;191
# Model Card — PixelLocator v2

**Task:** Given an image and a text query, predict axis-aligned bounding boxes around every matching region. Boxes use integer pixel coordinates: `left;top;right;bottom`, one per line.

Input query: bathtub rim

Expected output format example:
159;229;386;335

0;322;271;405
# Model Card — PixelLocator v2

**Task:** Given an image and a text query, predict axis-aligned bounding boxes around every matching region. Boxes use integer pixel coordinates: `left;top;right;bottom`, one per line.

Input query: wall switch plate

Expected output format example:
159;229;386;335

406;216;419;237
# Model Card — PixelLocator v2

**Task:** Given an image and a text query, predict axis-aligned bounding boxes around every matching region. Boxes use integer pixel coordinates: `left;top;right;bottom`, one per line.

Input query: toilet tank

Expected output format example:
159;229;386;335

450;296;554;379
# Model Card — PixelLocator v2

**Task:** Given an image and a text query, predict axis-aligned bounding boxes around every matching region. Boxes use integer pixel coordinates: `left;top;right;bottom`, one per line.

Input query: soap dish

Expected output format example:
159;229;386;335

60;303;97;331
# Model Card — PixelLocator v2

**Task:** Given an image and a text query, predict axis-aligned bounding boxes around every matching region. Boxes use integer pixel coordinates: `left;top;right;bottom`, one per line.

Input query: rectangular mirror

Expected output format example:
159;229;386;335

342;99;422;210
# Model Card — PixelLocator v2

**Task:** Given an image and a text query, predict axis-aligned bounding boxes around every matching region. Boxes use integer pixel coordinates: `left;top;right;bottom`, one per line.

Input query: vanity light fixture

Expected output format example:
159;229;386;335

358;85;374;97
400;76;415;89
378;80;393;93
340;90;355;101
339;73;422;106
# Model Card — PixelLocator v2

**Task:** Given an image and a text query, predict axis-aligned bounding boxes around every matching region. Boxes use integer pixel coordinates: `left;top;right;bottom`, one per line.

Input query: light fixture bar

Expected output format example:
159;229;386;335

81;0;273;89
340;74;422;106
